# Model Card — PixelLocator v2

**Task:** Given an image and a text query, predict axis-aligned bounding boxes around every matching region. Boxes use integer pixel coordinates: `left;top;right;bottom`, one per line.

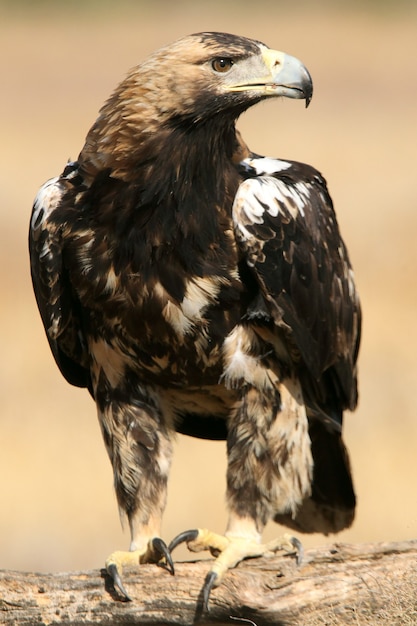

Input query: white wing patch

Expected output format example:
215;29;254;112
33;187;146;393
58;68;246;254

30;176;61;231
233;159;314;266
31;162;81;233
233;176;307;239
240;156;292;175
232;177;278;245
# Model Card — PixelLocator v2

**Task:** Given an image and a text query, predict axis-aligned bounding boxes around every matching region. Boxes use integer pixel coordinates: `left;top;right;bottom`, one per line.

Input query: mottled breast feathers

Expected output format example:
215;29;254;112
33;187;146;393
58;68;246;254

29;31;360;442
30;152;360;433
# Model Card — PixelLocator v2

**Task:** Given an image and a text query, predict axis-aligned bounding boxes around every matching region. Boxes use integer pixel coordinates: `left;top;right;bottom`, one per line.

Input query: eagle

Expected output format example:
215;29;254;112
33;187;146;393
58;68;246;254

29;32;361;608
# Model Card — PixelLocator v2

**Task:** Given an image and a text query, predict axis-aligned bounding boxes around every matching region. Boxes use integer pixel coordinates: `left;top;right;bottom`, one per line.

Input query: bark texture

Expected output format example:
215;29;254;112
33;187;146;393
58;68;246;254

1;540;416;625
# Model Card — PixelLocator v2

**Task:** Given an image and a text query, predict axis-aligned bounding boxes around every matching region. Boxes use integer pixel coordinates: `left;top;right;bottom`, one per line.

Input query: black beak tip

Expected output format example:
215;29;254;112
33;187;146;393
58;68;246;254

304;69;313;108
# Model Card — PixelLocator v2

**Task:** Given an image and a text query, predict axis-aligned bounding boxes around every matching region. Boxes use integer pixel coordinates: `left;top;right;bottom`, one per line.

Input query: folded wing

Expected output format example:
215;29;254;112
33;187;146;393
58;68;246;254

29;164;91;390
234;156;361;425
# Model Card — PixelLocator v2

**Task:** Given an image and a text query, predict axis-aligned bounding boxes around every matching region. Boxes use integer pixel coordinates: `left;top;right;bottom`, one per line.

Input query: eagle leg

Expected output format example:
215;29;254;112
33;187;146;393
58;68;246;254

106;537;174;600
97;387;175;601
169;328;312;609
169;527;302;611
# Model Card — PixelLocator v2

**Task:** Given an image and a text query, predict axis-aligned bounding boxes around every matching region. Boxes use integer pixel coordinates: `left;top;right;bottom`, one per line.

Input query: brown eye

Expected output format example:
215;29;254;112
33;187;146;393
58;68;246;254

212;58;234;73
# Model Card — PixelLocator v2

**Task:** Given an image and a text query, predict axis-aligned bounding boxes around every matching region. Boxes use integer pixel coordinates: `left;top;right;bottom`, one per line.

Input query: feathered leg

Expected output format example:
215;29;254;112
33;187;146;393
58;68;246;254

96;383;174;599
170;325;313;609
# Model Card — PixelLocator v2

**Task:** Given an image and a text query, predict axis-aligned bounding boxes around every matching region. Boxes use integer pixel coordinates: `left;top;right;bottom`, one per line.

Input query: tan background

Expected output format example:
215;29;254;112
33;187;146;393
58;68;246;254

1;1;416;573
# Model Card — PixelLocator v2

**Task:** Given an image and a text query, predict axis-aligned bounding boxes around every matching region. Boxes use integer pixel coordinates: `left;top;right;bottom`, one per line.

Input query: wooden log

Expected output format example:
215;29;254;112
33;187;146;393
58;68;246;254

1;540;416;625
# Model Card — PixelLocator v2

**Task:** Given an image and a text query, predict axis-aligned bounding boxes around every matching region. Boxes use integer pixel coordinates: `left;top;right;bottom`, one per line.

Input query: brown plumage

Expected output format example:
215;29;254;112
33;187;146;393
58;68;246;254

29;32;360;606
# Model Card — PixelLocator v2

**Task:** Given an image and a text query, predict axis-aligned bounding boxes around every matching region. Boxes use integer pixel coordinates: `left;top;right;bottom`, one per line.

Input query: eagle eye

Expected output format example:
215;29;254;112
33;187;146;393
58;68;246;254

212;58;234;73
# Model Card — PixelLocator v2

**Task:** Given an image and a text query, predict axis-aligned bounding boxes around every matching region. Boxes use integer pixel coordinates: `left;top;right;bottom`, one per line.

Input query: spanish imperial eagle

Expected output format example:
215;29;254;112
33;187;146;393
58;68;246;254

29;32;361;607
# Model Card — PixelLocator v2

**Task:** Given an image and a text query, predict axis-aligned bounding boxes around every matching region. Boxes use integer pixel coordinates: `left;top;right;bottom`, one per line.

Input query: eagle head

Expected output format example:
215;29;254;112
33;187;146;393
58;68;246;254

80;32;313;179
137;32;313;120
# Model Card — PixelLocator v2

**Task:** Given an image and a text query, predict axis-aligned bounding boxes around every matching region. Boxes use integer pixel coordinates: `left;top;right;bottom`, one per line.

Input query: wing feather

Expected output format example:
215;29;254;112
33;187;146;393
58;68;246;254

29;164;91;389
234;157;361;416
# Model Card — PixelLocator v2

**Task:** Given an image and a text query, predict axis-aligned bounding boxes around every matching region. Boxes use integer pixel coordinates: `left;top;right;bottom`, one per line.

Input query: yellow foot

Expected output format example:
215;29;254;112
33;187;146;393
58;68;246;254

169;528;302;610
106;537;174;600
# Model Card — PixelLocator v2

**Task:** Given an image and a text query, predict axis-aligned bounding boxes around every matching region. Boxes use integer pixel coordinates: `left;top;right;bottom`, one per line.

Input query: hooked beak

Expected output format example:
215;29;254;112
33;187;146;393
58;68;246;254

227;48;313;108
261;49;313;107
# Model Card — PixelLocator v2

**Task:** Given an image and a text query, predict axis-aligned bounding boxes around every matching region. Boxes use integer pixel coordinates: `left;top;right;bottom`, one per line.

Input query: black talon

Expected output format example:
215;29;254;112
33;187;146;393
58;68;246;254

169;528;199;552
202;570;217;612
152;537;175;575
289;536;304;566
107;563;132;601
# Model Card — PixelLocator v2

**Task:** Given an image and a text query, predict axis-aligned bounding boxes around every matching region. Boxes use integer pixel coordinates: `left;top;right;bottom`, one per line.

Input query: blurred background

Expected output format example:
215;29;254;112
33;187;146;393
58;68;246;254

1;0;416;573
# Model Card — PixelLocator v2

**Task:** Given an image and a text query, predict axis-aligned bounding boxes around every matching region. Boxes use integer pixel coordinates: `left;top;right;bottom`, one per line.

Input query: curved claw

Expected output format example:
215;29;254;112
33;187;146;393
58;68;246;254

289;536;304;566
107;562;132;601
202;570;218;612
168;529;199;553
152;537;175;575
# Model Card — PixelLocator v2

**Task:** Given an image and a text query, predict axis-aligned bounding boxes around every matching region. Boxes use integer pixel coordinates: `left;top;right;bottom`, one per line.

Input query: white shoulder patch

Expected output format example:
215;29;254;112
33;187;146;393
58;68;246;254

234;173;309;237
232;169;313;266
240;156;292;176
30;176;62;231
234;176;282;228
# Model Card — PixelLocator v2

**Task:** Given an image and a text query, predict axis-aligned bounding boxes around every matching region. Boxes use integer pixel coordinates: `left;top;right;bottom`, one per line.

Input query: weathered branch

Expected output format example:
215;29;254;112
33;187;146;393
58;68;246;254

1;540;416;625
